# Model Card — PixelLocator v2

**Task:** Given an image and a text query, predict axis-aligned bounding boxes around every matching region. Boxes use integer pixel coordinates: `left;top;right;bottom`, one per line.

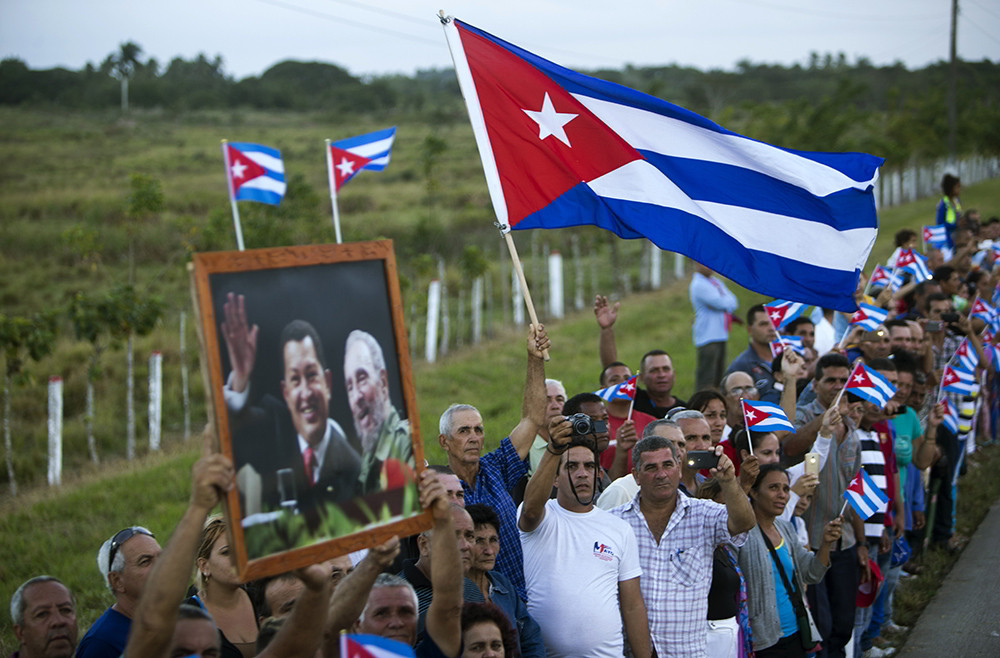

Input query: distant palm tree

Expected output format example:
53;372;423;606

111;41;142;112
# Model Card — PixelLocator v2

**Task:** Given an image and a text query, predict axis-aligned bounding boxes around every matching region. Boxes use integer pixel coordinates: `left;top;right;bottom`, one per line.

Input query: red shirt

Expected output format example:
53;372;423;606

600;410;656;472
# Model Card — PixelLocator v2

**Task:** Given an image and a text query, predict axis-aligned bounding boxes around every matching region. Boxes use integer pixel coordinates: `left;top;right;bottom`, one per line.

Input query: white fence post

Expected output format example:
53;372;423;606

180;311;190;440
512;268;524;326
673;253;684;280
426;279;440;363
148;351;162;451
651;247;662;289
472;276;483;345
548;251;564;319
47;376;62;487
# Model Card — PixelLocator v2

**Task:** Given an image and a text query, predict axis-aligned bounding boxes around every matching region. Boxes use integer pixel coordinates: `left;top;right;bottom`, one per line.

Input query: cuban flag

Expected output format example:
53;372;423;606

969;297;996;325
223;142;286;205
939;398;960;434
742;399;795;432
984;343;1000;373
764;300;809;331
869;264;902;292
894;249;932;283
328;127;397;191
844;362;897;409
770;335;805;358
442;18;882;312
844;469;890;520
922;225;949;248
340;634;415;657
992;283;1000;308
954;337;979;371
595;375;637;402
941;364;978;395
848;303;889;331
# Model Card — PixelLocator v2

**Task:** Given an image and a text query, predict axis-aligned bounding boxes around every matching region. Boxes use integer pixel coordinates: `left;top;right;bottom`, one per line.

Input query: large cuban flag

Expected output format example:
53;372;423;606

443;18;883;311
224;142;286;205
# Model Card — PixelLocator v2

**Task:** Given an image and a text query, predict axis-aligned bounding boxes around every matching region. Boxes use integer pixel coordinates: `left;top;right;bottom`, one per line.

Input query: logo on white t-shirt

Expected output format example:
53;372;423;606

593;541;616;561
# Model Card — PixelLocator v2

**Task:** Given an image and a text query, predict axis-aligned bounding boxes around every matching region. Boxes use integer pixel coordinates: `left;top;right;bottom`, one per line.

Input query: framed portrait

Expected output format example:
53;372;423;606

191;241;429;580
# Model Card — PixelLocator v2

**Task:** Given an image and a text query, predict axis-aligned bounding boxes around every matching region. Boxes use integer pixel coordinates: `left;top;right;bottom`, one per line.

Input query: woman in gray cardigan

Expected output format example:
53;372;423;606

738;464;842;657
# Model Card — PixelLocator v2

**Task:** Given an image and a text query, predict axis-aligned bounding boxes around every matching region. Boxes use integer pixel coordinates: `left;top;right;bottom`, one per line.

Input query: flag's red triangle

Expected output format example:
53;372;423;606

330;145;373;191
227;145;268;193
343;638;376;658
847;471;865;495
455;22;641;226
846;367;873;389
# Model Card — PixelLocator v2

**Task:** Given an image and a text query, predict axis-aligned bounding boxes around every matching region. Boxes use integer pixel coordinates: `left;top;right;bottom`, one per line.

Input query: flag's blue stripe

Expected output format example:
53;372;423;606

639;153;877;231
455;20;883;184
235;188;283;206
515;183;861;311
332;127;396;150
229;142;282;159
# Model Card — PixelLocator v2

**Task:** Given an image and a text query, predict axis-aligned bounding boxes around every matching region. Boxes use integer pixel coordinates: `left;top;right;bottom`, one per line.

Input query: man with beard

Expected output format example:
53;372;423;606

343;329;413;494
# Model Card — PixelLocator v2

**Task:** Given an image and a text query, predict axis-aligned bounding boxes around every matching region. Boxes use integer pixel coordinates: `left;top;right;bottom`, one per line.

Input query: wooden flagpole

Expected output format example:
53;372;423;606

740;400;754;456
503;231;549;360
221;140;245;251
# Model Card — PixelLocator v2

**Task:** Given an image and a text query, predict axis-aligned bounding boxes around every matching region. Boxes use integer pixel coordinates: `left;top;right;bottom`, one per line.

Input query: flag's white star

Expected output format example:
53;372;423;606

336;157;356;178
230;160;247;179
746;410;757;421
853;374;865;383
770;311;782;321
523;92;578;147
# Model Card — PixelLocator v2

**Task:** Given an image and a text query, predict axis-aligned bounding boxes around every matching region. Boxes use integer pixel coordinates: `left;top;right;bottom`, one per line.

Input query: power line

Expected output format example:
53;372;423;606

722;0;940;22
250;0;441;48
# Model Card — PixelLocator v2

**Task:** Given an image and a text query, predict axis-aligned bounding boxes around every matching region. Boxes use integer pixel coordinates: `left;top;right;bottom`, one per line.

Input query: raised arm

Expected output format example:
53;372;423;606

509;324;550;459
321;538;401;658
260;564;331;658
712;446;755;535
519;417;570;532
124;451;234;658
594;295;619;367
424;471;463;658
607;420;637;481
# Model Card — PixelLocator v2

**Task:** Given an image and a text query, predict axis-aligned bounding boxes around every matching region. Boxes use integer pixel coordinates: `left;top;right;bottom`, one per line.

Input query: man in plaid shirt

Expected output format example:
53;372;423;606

438;325;550;601
610;420;755;657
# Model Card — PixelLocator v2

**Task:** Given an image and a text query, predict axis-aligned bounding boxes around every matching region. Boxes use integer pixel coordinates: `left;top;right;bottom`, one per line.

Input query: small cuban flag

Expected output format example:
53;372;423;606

764;300;808;331
595;374;637;402
770;335;805;358
954;337;979;371
843;362;897;409
939;398;960;434
941;364;978;396
844;469;890;520
848;303;889;331
328;127;397;191
224;142;287;205
869;265;902;292
340;633;416;657
922;225;949;248
741;399;795;432
968;297;996;326
894;248;932;283
984;343;1000;373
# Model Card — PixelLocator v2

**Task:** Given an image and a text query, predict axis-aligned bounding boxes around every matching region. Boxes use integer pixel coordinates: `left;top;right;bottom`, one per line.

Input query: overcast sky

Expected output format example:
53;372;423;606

2;0;998;79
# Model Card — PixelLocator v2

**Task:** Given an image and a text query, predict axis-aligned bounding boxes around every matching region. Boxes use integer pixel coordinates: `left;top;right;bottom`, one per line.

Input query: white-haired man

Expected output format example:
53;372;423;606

76;526;161;658
343;329;413;494
10;576;77;658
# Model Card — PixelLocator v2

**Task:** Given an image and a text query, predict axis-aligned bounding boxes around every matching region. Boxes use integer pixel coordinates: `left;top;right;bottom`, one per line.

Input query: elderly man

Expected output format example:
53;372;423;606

437;325;549;602
673;410;713;495
10;576;77;658
609;421;754;658
221;294;361;514
76;526;161;658
526;379;567;475
519;422;651;658
343;329;413;494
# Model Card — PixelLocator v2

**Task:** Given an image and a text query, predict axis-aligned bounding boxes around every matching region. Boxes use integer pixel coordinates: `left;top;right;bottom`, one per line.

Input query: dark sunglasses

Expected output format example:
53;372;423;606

108;527;155;571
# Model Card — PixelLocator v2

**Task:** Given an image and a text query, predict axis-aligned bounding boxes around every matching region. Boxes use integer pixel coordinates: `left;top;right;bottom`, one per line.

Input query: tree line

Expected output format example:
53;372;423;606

2;43;999;160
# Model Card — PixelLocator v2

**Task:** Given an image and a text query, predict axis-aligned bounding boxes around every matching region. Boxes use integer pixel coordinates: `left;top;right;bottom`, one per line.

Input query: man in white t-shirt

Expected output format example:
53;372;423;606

518;421;651;658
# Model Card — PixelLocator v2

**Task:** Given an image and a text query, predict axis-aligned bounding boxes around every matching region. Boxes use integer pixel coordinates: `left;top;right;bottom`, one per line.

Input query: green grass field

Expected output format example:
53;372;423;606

1;102;1000;653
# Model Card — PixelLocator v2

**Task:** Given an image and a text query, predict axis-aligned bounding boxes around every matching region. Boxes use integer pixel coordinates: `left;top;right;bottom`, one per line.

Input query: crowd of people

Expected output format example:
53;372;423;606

9;177;998;658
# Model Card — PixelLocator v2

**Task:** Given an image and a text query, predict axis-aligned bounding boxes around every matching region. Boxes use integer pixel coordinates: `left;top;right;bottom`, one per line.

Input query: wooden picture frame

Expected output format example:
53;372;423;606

191;241;429;580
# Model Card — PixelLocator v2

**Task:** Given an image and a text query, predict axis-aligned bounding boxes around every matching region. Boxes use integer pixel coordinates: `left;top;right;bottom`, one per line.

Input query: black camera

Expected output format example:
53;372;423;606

565;413;607;438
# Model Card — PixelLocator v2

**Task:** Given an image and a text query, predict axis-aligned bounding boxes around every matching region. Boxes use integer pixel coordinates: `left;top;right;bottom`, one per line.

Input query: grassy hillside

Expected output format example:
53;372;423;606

2;102;1000;652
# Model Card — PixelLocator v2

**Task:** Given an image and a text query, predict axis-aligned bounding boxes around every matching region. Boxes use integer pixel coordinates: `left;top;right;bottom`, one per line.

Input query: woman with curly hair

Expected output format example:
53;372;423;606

461;602;518;658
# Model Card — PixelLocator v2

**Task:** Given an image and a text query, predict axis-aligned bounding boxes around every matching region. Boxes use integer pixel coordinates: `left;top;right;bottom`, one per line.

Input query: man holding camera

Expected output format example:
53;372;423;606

609;420;754;658
519;415;651;658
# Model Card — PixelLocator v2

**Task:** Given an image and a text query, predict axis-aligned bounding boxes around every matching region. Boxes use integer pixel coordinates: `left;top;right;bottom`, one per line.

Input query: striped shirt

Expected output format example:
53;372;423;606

856;428;889;540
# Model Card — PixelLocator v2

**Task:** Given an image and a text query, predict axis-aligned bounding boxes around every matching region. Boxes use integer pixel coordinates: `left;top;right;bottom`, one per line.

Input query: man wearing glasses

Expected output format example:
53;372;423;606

75;527;161;658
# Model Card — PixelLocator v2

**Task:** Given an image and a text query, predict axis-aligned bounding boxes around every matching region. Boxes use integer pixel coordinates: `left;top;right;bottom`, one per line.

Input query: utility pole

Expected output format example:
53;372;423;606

947;0;958;161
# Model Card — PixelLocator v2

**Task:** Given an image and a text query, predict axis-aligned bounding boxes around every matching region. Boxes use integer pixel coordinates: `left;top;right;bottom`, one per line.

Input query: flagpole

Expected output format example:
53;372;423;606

838;499;850;517
221;140;245;251
740;401;754;456
626;392;636;422
504;231;549;360
324;139;343;244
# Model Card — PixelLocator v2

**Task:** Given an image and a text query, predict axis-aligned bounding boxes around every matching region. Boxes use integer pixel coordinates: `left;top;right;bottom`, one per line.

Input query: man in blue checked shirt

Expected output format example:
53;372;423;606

437;325;550;602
